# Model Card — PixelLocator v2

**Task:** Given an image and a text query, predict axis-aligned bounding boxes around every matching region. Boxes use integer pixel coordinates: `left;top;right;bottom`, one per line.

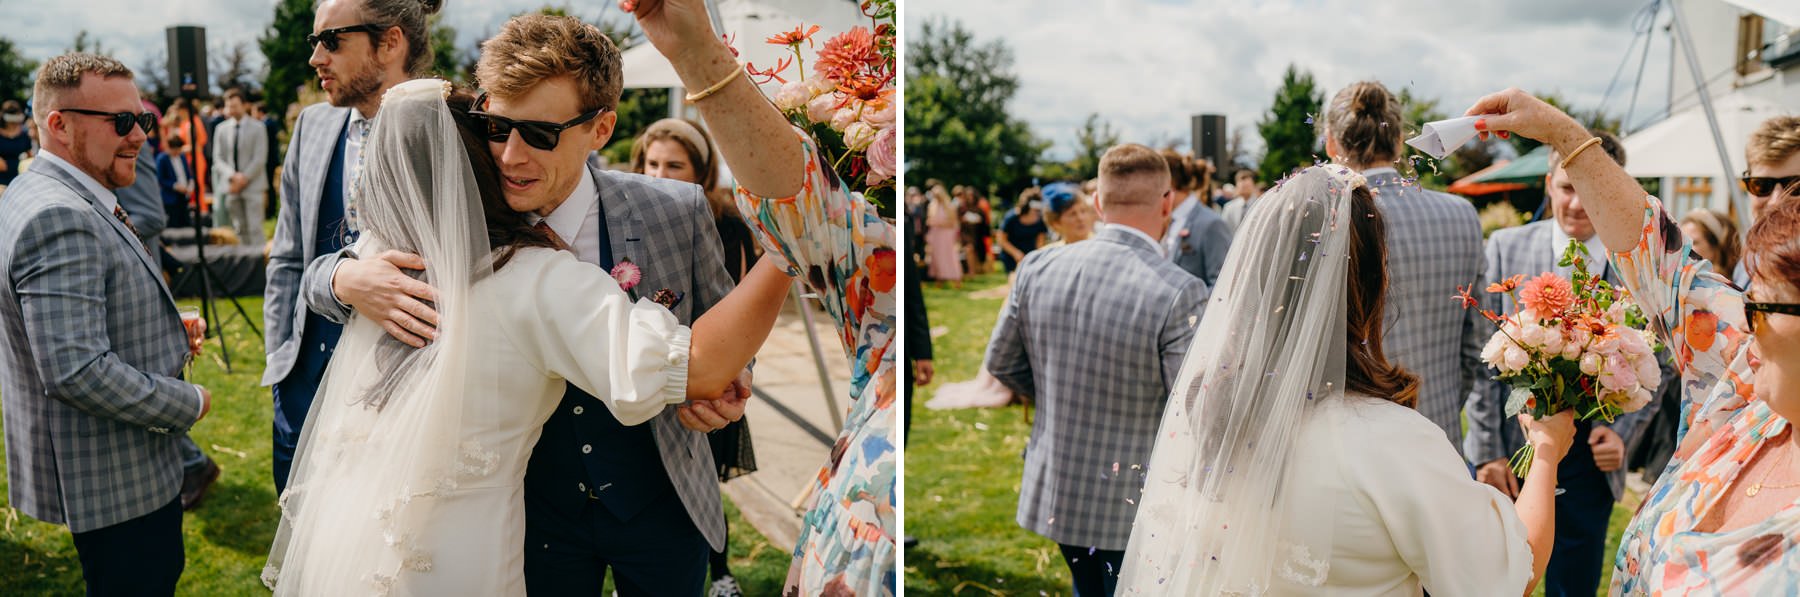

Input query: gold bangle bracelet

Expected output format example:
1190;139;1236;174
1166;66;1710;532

1558;137;1604;172
685;63;743;104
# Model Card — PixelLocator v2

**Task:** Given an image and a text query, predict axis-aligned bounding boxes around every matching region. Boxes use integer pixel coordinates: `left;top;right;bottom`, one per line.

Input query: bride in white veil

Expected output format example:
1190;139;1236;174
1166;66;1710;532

1120;165;1576;596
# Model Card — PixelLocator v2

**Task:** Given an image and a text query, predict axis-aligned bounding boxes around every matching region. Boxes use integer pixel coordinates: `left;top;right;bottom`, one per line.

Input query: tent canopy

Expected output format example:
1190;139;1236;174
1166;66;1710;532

621;0;868;94
1621;94;1787;179
1720;0;1800;28
1473;146;1553;184
1448;159;1529;196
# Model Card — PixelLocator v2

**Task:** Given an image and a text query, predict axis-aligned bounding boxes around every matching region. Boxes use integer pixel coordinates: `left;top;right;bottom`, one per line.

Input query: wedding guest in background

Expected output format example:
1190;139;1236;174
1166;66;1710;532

959;185;993;275
1039;181;1095;248
629;116;759;597
0;100;33;186
925;185;963;287
1463;129;1660;597
157;135;195;228
1471;87;1800;594
1325;80;1485;452
1220;168;1259;232
906;185;927;264
986;143;1206;597
1733;116;1800;288
212;87;270;246
162;98;209;219
996;187;1047;274
1681;209;1742;281
0;51;211;597
1162;150;1230;286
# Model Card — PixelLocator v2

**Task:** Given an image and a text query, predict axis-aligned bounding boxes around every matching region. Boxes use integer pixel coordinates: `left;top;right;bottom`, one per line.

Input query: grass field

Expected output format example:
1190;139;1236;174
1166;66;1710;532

903;271;1639;596
0;295;789;595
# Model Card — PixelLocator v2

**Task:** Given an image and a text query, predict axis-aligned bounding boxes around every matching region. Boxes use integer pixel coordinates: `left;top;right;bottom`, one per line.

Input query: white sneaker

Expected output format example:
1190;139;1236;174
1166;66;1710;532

709;575;744;597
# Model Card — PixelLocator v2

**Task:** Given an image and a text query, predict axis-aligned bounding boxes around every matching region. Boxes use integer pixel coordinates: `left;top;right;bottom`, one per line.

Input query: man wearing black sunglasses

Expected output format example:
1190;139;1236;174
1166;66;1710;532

264;0;441;495
1729;116;1800;289
312;13;749;596
0;52;212;597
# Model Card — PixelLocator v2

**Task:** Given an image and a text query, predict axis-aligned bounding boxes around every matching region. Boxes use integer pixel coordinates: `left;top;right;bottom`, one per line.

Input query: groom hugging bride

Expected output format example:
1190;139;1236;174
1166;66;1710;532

258;0;882;594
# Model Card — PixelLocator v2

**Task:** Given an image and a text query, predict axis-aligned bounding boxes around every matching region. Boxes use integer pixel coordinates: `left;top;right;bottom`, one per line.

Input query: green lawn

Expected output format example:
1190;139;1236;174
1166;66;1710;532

904;271;1638;596
0;295;789;595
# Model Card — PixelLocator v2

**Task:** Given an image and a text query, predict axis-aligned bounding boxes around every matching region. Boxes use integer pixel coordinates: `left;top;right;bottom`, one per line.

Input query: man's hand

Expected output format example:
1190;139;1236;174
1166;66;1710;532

1590;426;1626;472
1475;458;1519;499
332;250;440;347
196;385;212;424
678;368;751;432
228;174;248;195
913;359;934;386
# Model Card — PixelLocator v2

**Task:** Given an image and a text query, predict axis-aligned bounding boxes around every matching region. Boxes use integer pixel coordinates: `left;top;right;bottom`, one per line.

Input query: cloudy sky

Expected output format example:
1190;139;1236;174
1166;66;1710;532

4;0;636;89
905;0;1678;160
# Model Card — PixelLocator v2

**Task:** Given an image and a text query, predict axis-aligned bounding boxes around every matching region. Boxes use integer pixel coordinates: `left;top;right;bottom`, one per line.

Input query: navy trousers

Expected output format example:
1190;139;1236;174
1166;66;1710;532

1059;543;1125;597
523;492;709;596
1543;468;1613;597
70;498;184;597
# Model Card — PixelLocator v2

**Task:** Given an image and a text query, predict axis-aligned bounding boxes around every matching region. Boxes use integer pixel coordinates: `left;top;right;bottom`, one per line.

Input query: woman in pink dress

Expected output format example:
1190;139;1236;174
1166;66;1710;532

924;185;964;286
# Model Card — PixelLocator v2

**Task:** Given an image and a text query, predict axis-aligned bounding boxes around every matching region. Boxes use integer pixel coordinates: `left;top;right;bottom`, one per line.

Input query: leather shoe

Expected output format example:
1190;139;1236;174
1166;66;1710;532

180;460;221;511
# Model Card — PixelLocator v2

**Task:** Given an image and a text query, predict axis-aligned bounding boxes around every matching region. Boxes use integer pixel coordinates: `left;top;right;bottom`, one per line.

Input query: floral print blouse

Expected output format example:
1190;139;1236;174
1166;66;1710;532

734;128;897;597
1609;195;1800;595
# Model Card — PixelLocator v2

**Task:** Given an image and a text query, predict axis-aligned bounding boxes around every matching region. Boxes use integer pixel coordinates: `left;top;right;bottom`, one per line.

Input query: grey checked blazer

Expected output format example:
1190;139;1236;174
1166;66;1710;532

986;226;1208;549
263;102;352;387
1169;202;1232;286
1368;171;1487;454
1462;220;1662;500
212;116;270;200
300;155;733;551
0;158;203;533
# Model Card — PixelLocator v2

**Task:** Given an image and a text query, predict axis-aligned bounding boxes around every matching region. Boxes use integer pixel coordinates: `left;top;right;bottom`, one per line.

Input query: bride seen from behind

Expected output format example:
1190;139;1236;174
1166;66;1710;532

1120;165;1575;596
263;80;792;595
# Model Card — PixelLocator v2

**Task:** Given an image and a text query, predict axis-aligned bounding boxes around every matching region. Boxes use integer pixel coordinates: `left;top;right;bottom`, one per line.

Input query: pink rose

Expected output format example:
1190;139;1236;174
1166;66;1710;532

862;99;896;127
774;81;812;112
806;94;838;124
865;126;896;184
830;107;858;131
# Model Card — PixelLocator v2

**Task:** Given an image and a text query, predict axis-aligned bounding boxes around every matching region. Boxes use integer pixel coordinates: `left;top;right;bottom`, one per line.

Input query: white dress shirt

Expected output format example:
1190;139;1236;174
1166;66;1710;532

1550;224;1608;278
530;170;602;263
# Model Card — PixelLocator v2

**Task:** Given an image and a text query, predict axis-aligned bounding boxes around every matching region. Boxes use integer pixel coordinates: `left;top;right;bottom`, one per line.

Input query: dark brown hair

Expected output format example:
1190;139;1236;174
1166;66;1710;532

445;89;558;269
1345;184;1420;406
357;0;445;77
1325;81;1404;169
1160;150;1193;192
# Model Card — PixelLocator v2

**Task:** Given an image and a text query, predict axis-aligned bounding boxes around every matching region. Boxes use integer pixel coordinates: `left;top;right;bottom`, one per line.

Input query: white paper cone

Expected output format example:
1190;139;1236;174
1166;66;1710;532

1404;115;1482;160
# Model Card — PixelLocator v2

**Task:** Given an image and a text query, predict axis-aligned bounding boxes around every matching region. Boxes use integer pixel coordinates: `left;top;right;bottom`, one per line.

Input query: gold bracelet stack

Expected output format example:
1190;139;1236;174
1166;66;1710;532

685;63;744;104
1558;137;1605;171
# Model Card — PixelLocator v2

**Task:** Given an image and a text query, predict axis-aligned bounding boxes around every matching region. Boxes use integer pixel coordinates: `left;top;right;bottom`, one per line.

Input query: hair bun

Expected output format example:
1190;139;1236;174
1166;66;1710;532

420;0;444;16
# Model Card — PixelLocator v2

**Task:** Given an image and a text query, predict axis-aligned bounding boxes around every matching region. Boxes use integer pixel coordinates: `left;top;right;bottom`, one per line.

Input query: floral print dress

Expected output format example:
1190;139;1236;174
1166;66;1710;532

735;128;897;597
1609;195;1800;595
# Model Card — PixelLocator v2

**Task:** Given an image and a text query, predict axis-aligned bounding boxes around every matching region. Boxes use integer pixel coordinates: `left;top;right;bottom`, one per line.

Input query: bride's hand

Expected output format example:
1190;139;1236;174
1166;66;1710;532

1463;88;1588;148
1518;411;1577;464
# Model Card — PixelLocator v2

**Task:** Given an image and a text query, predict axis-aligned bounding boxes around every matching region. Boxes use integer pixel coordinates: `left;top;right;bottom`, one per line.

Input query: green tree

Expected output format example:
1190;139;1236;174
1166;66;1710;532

904;18;1045;197
429;17;462;82
0;37;40;104
68;30;110;56
259;0;316;118
213;41;261;96
1395;86;1456;188
1256;64;1323;184
1067;113;1119;181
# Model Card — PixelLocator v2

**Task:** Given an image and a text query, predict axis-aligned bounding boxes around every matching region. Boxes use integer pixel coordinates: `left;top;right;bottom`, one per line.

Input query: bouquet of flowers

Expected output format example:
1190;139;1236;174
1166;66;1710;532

746;0;896;210
1457;240;1660;476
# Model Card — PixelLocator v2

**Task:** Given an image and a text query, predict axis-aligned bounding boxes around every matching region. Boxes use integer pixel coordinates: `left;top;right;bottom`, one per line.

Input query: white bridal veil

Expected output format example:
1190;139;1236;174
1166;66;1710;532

1120;165;1367;595
264;78;501;595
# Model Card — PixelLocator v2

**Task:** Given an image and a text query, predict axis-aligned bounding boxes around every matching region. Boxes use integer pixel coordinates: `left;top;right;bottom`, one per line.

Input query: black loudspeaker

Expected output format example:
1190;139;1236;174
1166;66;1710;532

166;26;208;99
1191;114;1228;176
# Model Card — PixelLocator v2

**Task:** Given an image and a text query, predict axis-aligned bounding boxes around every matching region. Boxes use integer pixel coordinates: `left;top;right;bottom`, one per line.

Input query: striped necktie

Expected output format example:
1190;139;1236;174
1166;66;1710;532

112;204;152;258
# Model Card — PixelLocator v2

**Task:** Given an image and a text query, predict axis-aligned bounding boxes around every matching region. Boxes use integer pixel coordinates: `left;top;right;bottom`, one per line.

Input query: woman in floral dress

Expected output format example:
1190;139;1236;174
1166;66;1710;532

1469;88;1800;594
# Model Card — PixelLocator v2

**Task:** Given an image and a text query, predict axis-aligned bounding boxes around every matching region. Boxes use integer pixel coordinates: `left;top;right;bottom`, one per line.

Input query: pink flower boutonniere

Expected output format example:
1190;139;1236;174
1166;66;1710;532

611;259;643;292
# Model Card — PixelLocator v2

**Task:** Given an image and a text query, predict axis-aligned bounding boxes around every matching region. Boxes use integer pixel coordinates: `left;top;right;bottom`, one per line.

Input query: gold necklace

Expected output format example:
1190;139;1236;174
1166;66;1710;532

1745;432;1800;498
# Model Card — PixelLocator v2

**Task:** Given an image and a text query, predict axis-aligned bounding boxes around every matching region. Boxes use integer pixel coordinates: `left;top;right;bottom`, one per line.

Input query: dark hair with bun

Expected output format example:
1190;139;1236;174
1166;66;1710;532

357;0;446;77
1325;81;1404;169
1160;150;1193;192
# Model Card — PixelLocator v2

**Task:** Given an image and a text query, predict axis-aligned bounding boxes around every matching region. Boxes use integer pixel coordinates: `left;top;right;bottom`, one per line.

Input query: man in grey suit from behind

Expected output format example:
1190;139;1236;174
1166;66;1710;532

1463;131;1660;597
987;143;1208;597
0;52;209;597
311;14;749;595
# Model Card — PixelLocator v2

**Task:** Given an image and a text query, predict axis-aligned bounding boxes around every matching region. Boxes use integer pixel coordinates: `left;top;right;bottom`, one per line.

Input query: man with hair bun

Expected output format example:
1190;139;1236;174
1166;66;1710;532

266;0;443;494
986;143;1207;596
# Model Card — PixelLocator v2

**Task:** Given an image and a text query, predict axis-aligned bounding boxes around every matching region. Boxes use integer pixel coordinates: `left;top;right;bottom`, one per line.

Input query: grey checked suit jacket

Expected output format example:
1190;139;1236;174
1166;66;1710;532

1169;202;1232;286
986;226;1208;549
1368;170;1487;454
212;117;270;199
1462;220;1662;500
300;155;733;551
264;102;352;387
0;158;203;533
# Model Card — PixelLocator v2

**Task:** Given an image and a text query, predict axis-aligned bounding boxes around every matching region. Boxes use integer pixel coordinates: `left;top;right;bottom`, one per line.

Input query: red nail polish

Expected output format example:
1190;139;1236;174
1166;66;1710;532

1474;118;1487;131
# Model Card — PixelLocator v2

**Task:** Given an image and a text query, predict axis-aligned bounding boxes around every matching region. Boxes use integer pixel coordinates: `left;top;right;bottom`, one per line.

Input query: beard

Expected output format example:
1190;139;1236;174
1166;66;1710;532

69;132;135;189
328;59;387;110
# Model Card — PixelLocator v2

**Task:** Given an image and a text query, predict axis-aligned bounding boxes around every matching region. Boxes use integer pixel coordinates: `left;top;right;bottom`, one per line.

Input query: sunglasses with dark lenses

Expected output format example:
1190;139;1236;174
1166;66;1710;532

1745;302;1800;333
59;108;156;136
1742;175;1800;197
306;23;388;53
468;93;603;151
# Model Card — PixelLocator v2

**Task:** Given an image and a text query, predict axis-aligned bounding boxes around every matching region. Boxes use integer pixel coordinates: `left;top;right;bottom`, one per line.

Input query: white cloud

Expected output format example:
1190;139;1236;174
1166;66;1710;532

906;0;1671;160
